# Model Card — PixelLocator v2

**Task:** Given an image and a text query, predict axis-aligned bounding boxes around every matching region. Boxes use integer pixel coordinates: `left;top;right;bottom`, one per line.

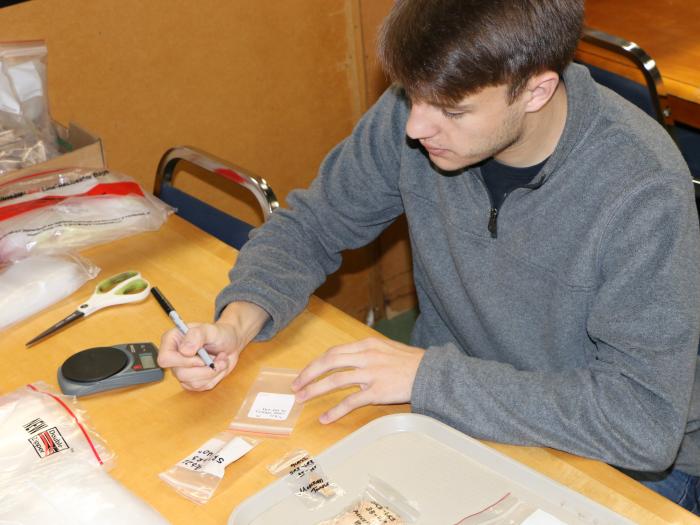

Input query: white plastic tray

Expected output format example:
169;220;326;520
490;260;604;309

229;413;633;524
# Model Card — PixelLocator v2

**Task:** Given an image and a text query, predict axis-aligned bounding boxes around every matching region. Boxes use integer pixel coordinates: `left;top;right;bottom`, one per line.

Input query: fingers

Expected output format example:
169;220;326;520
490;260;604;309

158;322;241;391
175;351;239;391
319;389;375;424
158;328;207;368
292;351;368;394
292;336;424;425
295;369;367;403
292;337;391;391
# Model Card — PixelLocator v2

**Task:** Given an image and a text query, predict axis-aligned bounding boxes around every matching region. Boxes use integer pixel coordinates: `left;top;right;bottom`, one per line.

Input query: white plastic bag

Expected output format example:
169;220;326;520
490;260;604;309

0;167;173;261
0;252;99;330
0;382;115;484
0;40;59;175
0;458;170;524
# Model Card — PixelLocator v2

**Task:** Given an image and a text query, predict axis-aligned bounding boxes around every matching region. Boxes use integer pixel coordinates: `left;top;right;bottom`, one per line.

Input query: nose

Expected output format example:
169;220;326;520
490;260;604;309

405;102;439;140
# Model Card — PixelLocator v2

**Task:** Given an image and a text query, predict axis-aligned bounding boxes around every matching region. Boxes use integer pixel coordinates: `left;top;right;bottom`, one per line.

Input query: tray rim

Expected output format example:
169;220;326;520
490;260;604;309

229;413;634;525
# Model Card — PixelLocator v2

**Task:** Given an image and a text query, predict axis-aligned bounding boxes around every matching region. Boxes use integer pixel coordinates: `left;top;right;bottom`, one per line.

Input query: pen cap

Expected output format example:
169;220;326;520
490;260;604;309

151;287;174;314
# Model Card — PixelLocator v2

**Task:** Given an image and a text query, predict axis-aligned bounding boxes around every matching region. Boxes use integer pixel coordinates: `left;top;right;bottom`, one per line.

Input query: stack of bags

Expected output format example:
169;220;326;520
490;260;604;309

0;41;172;331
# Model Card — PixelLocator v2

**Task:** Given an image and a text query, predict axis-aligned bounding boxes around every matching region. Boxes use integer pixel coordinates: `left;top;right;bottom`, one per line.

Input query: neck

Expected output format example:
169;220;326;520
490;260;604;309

495;81;568;167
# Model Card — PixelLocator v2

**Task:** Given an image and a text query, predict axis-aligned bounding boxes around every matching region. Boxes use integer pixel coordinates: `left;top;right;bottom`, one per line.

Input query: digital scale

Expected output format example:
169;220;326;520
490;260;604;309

57;342;164;397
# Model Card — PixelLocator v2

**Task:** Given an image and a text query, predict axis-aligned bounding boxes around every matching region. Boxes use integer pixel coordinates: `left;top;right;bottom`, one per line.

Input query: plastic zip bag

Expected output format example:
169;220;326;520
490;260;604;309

0;252;99;331
229;367;304;435
456;493;566;524
0;382;115;485
268;448;343;509
316;475;419;525
159;431;259;504
0;457;169;524
0;167;173;261
0;40;59;175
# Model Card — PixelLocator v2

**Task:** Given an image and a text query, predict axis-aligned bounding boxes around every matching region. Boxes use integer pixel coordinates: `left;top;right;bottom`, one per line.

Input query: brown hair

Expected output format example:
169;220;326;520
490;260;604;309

378;0;584;105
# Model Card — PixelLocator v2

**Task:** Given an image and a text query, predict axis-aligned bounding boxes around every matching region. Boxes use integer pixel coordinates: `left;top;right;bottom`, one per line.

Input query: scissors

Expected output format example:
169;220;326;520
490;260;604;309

26;271;151;347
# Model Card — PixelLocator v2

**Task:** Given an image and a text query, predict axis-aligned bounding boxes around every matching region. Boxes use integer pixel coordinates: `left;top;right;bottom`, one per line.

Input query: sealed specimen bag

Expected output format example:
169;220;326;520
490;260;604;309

0;167;173;261
0;40;59;175
159;430;260;504
316;476;419;525
268;448;343;509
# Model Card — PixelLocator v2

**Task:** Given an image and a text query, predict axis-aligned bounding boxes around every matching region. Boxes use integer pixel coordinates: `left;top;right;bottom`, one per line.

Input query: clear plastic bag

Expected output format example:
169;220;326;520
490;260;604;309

0;252;99;330
268;448;343;509
0;40;59;175
159;431;259;504
229;367;304;435
0;167;173;261
456;493;565;525
316;475;419;525
0;458;169;524
0;382;115;485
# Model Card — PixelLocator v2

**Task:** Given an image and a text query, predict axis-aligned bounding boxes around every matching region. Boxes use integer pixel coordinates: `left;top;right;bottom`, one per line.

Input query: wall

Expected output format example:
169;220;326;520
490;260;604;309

358;0;418;318
0;0;411;321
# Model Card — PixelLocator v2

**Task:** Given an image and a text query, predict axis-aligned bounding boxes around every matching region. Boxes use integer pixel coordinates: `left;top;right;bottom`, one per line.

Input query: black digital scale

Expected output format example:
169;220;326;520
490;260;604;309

57;342;164;397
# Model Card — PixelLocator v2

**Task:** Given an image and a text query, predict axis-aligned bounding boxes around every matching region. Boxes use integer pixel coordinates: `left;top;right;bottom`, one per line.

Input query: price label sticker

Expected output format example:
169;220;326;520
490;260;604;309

248;392;296;421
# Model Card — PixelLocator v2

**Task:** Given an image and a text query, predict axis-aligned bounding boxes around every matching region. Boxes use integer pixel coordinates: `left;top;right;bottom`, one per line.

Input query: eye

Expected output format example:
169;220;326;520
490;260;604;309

441;109;466;120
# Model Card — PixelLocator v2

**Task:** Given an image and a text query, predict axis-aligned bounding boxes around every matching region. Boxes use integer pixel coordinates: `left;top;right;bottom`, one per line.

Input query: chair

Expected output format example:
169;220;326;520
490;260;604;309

153;146;279;249
576;28;700;193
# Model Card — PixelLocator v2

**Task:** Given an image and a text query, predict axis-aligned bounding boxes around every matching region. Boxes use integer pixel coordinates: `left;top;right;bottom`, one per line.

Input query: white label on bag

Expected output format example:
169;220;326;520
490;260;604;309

522;509;568;525
176;437;225;472
201;437;254;478
248;392;295;420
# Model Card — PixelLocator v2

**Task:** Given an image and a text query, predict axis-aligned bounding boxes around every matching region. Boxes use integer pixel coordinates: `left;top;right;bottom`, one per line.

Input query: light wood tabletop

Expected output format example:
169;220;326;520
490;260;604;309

579;0;700;129
3;215;698;524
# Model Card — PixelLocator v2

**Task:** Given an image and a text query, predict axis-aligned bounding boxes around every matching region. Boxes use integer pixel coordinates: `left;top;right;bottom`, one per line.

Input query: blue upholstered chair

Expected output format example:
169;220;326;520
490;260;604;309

577;28;700;192
153;146;279;249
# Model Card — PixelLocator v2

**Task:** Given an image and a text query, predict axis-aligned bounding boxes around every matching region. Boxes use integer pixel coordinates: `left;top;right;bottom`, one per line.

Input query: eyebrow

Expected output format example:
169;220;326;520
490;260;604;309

443;103;474;111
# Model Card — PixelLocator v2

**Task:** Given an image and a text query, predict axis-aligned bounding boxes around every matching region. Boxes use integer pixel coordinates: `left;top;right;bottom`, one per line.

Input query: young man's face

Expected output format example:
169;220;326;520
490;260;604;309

405;83;527;171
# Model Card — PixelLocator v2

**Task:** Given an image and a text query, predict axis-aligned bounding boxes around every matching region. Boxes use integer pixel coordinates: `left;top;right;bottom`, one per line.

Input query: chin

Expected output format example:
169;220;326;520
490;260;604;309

430;156;473;173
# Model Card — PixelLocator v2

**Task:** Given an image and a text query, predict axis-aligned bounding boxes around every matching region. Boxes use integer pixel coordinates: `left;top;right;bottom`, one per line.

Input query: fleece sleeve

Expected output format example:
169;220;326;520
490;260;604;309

214;89;406;338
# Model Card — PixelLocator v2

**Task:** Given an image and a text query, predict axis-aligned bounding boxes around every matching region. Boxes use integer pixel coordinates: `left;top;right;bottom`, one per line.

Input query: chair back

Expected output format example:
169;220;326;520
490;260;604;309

578;28;674;131
154;146;279;249
577;28;700;195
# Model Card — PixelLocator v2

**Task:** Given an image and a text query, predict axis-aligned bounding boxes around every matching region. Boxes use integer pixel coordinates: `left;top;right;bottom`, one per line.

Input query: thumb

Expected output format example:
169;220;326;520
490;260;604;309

179;327;206;357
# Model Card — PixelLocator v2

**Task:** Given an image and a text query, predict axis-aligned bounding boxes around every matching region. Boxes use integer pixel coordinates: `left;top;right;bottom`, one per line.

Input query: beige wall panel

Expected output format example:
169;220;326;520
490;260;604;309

359;0;417;317
358;0;393;104
0;0;385;320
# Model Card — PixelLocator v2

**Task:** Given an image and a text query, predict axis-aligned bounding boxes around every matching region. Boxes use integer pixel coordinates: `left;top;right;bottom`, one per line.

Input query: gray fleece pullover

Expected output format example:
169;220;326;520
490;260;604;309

216;64;700;475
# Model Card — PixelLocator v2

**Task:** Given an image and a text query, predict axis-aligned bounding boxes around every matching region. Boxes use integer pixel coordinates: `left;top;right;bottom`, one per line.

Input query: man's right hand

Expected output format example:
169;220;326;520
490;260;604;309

157;301;269;391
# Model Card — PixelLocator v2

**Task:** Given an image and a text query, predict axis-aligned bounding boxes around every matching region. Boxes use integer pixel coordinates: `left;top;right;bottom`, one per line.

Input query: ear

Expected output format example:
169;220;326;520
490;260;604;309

523;71;560;113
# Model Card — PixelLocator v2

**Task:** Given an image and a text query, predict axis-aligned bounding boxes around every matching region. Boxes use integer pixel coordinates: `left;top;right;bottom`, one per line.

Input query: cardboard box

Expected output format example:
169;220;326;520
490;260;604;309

4;121;105;179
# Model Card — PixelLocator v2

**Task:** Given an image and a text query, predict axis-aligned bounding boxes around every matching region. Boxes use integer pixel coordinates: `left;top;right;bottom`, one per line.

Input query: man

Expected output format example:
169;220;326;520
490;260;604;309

158;0;700;512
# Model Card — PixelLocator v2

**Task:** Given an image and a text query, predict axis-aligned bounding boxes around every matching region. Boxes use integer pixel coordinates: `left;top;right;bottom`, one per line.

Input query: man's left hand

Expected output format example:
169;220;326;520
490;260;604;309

291;336;425;424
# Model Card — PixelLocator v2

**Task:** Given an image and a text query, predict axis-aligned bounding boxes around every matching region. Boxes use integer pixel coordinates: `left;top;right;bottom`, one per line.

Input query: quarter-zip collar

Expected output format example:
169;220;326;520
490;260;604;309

526;63;601;188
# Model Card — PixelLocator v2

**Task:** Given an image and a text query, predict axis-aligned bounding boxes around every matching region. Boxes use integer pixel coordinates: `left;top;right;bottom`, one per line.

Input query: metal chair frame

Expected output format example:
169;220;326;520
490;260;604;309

153;146;279;248
579;27;700;193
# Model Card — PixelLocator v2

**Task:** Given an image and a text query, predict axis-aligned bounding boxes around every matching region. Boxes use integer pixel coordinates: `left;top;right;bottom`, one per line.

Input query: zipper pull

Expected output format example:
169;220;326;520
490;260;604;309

488;208;498;238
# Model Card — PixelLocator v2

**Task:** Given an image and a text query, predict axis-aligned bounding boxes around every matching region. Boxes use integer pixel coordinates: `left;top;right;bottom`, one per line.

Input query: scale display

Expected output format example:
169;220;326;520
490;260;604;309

57;342;164;397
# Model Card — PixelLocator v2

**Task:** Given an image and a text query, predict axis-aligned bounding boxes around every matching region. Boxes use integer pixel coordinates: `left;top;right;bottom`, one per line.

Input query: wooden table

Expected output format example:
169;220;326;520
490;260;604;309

579;0;700;128
3;216;698;524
